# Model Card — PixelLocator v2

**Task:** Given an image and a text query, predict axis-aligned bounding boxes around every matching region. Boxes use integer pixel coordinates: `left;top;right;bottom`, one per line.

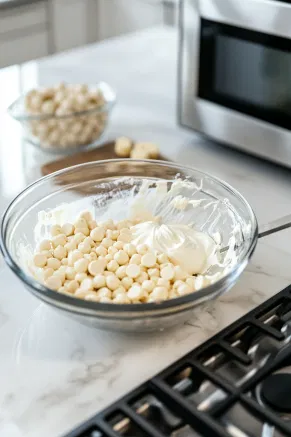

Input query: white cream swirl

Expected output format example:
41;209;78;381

131;221;217;275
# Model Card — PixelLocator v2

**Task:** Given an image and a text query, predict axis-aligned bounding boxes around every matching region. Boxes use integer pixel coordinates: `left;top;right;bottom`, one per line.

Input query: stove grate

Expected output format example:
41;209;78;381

66;285;291;437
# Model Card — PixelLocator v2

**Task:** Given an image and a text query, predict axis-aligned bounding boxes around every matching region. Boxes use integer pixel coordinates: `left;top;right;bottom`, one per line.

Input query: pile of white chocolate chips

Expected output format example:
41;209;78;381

25;83;107;149
32;211;216;304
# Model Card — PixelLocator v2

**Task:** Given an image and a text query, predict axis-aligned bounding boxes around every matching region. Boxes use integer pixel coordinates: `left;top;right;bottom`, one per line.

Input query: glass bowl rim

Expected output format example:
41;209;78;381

7;81;116;121
0;159;259;316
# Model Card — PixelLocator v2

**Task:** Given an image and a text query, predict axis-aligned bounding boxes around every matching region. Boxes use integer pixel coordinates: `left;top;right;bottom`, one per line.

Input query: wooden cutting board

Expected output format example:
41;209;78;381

41;140;167;176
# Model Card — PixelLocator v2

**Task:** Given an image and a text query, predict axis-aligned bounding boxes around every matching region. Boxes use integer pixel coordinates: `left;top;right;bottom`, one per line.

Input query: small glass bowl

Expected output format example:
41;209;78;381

7;82;116;154
0;160;258;332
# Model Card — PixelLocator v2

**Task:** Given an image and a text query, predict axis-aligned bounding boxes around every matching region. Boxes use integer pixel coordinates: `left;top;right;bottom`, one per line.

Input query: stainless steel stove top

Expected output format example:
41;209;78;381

65;287;291;437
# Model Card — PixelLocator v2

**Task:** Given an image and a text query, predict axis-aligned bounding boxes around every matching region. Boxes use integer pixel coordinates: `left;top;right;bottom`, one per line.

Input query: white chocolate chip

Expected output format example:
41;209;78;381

52;234;67;248
117;233;131;243
141;252;156;268
78;242;91;254
43;267;54;280
97;287;112;298
66;267;76;280
148;268;159;277
81;278;94;290
114;137;132;157
75;272;87;283
107;260;119;272
88;220;97;230
95;245;107;256
45;276;62;290
88;259;106;276
108;246;118;256
129;254;142;265
74;232;86;244
116;265;127;279
62;223;74;236
106;275;121;291
151;286;168;301
65;280;79;293
195;275;205;290
74;258;89;273
177;283;192;296
92;274;106;289
102;238;113;248
104;254;113;263
33;253;47;267
54;245;67;260
121;277;133;290
142;279;155;292
79;211;93;223
113;294;130;304
75;218;88;229
113;241;124;250
127;284;144;301
90;227;106;242
160;265;175;281
157;278;170;288
123;243;136;256
99;297;112;303
47;257;61;270
114;250;129;265
186;277;196;289
32;214;210;304
126;264;141;278
84;292;100;302
112;286;126;297
68;249;83;266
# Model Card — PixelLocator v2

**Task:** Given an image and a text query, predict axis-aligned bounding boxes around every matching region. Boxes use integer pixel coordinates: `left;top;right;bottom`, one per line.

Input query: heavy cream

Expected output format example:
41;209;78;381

131;221;217;275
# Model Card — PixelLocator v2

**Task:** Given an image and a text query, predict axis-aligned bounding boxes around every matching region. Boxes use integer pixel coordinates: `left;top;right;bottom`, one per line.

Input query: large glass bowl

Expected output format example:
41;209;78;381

0;160;258;332
7;82;116;154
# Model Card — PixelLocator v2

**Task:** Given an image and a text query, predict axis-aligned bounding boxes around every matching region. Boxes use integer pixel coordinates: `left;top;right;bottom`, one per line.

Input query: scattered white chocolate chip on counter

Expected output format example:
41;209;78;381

131;142;159;159
114;137;160;159
114;137;132;157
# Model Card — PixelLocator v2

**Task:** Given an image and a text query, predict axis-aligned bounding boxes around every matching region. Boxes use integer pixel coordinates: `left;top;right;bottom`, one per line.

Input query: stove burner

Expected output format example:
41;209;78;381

64;285;291;437
261;373;291;413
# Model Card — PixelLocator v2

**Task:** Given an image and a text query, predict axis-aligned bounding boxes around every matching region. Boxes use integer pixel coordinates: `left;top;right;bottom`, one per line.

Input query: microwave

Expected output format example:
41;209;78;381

178;0;291;168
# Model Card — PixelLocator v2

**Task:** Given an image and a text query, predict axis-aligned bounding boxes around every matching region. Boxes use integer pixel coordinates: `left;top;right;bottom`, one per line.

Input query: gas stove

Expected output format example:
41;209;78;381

66;285;291;437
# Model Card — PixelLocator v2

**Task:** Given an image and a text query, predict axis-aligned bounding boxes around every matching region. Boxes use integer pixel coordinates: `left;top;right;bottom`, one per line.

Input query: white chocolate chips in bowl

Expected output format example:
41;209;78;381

32;213;212;304
29;177;247;305
0;161;257;331
7;82;116;153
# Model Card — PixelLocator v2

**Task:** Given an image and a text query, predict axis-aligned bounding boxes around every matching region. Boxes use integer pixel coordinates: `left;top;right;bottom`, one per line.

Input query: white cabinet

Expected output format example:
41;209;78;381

0;30;48;68
52;0;95;53
0;0;98;68
0;2;47;33
0;0;176;69
0;1;50;68
96;0;164;41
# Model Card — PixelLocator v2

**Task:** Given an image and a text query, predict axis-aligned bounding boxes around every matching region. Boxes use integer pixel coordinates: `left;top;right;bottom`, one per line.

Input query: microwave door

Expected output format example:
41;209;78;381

179;0;291;167
198;19;291;130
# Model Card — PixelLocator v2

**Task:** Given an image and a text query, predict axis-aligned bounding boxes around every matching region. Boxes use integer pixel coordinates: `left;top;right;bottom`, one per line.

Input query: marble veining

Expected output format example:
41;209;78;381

1;27;291;437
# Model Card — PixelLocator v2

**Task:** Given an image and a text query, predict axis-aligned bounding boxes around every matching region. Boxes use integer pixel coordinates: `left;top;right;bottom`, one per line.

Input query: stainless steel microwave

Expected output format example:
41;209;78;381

178;0;291;168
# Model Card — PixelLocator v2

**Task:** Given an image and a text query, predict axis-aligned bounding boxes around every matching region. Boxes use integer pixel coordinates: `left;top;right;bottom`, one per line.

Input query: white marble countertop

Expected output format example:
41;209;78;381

1;27;291;437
